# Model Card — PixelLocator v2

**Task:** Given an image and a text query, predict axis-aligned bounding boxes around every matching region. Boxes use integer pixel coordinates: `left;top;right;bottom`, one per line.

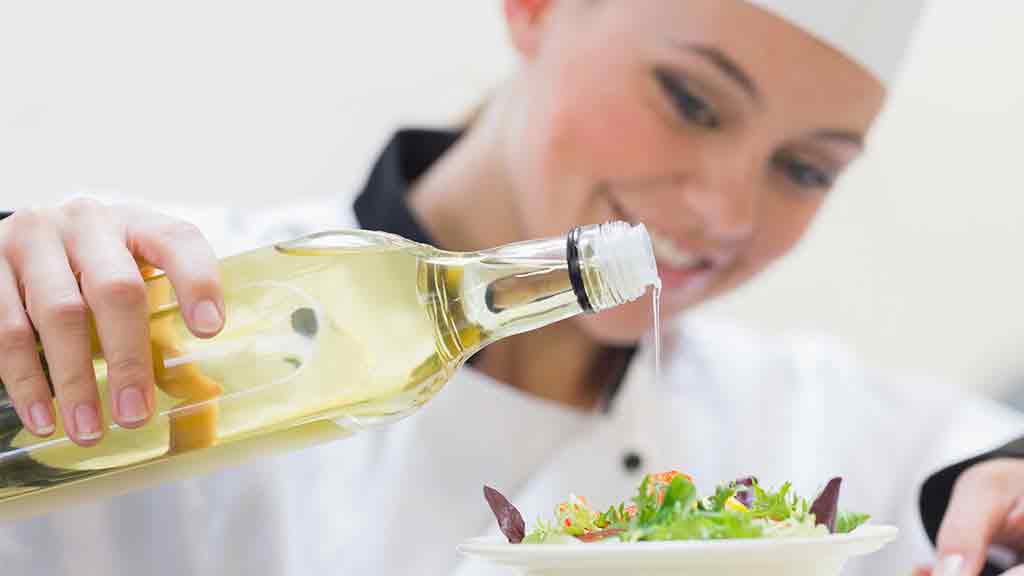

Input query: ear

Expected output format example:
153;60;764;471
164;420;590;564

504;0;555;60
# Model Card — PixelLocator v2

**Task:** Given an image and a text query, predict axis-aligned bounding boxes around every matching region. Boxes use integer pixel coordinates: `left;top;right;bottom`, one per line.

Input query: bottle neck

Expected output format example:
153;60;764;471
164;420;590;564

438;222;658;356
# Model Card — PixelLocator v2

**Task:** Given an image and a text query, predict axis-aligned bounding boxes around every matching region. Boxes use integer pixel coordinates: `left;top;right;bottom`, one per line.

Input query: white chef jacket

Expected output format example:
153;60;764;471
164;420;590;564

0;194;1020;576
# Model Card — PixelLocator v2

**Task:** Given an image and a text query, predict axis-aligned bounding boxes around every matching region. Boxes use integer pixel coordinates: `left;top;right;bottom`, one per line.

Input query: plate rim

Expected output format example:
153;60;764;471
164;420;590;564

457;524;900;558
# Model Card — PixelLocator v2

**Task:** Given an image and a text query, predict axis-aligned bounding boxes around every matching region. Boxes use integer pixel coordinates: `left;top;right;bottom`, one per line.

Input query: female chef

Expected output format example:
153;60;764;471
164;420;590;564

1;1;1022;575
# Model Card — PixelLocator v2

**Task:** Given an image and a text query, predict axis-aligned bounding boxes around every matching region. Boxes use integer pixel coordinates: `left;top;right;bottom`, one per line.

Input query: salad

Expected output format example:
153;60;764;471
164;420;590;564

483;471;870;544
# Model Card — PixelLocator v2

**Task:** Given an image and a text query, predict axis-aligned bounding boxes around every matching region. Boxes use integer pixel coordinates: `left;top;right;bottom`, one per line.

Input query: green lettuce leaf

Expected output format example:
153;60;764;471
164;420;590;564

835;511;871;534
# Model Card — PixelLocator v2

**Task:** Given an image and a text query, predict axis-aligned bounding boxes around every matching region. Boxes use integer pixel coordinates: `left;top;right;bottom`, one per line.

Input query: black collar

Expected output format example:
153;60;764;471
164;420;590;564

353;129;460;245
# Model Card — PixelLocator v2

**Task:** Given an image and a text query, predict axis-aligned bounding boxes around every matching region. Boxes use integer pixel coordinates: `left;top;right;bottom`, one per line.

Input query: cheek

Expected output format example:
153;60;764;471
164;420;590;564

508;75;589;239
549;76;681;193
759;196;823;259
511;47;678;238
726;194;825;287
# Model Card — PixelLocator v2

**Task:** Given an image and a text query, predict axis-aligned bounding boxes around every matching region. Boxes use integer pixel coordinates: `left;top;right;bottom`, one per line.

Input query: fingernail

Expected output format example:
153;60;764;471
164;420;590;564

74;404;102;441
29;402;54;435
935;555;964;576
1008;496;1024;523
118;386;149;424
192;300;223;334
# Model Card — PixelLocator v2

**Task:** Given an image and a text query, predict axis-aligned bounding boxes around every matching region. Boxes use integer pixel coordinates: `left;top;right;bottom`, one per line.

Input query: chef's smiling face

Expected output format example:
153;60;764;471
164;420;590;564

499;0;886;343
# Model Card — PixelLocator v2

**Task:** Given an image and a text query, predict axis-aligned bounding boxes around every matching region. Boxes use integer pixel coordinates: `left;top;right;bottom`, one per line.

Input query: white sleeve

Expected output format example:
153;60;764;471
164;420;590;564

778;328;1024;573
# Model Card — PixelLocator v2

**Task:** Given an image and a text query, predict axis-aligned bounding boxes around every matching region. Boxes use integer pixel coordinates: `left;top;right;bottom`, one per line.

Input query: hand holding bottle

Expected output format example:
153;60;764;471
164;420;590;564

0;208;656;521
0;197;225;445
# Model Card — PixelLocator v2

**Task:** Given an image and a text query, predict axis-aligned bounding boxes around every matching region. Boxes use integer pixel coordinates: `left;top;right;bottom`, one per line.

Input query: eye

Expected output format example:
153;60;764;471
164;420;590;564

655;69;721;130
772;153;834;190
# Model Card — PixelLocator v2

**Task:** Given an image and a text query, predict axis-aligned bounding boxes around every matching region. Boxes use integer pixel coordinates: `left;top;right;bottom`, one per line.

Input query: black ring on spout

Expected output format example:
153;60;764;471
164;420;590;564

567;227;594;313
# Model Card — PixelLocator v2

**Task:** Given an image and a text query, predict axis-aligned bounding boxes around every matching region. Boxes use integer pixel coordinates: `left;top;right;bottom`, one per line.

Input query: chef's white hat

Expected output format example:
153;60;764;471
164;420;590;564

746;0;929;87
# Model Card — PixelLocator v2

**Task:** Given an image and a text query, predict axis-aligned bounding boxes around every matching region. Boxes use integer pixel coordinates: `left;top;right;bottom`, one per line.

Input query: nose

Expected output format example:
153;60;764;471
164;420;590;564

683;149;759;246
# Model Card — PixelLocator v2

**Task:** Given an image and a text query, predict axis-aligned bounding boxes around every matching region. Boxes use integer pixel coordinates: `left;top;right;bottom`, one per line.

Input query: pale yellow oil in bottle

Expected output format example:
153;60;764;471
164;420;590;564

0;224;653;521
0;231;494;519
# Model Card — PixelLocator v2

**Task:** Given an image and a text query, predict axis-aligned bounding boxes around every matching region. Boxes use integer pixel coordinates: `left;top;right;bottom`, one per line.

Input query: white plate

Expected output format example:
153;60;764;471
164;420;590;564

457;525;899;576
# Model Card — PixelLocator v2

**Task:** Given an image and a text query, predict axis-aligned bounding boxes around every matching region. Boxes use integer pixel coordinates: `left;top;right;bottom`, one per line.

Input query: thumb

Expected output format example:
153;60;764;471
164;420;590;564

935;460;1022;575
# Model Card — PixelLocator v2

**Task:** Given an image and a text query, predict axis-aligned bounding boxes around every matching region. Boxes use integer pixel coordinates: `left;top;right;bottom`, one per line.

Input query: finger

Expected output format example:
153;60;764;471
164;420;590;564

0;258;54;436
120;208;224;339
935;460;1022;575
912;567;933;576
63;201;154;428
12;213;103;445
995;496;1024;549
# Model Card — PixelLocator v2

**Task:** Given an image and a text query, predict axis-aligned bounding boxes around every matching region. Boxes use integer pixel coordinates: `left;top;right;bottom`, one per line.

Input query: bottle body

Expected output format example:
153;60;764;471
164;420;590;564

0;223;656;520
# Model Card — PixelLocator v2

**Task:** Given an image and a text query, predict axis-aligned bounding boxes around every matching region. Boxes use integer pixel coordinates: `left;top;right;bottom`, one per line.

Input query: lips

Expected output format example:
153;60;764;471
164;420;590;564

648;226;700;269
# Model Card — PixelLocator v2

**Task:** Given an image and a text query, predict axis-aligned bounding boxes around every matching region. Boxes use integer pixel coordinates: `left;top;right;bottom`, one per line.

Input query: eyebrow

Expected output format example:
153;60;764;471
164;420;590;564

678;43;866;149
812;129;864;149
682;44;760;102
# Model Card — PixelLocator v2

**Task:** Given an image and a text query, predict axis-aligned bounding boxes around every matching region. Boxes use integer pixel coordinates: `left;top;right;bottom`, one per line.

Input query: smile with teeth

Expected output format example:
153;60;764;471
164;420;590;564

647;226;707;270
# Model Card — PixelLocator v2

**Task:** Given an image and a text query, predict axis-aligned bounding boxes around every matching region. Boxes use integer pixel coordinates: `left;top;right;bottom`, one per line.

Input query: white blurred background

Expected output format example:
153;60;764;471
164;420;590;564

1;2;1022;401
